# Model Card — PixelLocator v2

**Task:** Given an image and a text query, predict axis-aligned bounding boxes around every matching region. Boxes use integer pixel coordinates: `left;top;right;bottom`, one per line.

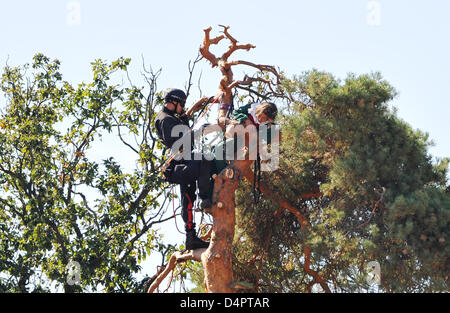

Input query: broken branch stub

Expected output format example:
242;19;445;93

147;249;206;293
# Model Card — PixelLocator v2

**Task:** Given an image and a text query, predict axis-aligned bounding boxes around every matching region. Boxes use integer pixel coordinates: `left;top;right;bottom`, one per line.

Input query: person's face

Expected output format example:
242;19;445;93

255;107;272;124
169;101;184;114
176;102;184;114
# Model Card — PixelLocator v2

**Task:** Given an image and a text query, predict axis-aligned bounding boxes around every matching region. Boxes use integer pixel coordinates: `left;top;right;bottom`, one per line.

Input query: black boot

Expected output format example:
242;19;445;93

185;229;209;250
199;198;212;211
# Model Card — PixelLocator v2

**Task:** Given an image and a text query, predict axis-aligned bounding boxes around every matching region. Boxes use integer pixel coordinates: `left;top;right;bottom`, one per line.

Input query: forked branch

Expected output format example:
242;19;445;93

219;25;256;62
199;27;225;68
199;25;283;130
147;248;207;293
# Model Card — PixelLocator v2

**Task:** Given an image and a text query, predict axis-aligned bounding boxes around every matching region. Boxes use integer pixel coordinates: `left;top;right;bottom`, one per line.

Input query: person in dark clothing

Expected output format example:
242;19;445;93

155;88;214;250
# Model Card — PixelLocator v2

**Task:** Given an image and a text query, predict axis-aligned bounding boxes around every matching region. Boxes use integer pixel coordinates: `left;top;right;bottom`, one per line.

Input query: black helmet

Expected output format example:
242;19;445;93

164;88;187;107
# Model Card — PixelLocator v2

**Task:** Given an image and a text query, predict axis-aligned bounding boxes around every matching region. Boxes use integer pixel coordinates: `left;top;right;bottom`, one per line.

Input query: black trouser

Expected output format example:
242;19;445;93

165;156;214;231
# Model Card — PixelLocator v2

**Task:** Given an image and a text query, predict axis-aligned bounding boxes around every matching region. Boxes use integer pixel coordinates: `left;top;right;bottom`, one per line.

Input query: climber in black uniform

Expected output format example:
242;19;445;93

155;88;214;250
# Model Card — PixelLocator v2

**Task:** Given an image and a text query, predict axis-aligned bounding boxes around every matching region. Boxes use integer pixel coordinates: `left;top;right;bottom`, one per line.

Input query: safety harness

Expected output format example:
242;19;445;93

155;94;221;235
158;94;221;178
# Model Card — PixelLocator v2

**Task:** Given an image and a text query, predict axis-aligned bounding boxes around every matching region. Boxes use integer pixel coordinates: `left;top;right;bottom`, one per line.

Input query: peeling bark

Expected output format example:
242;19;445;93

202;162;253;292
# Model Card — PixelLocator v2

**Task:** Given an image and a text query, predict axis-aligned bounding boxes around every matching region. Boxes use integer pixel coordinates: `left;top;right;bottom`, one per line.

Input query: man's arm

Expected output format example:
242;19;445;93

184;96;210;118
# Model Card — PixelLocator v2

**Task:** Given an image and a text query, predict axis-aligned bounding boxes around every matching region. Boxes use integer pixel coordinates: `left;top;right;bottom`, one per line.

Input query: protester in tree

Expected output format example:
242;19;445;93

213;101;279;174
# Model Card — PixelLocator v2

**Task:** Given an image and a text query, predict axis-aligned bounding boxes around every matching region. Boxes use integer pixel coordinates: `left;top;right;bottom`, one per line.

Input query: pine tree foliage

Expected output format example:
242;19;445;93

229;70;449;292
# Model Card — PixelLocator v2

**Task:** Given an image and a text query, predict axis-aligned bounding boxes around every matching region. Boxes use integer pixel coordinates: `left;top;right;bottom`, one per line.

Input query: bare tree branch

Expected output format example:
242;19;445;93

147;248;207;293
185;53;203;99
199;26;284;130
199;27;224;68
219;25;256;61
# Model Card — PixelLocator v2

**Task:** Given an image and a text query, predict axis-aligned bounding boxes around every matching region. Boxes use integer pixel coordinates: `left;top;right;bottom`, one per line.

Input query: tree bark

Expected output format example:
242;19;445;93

201;162;252;292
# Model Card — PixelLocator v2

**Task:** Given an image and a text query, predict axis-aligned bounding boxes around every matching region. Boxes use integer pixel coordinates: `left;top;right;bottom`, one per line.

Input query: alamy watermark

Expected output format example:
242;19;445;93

169;123;280;171
66;260;81;286
366;260;381;285
66;1;81;26
367;1;381;26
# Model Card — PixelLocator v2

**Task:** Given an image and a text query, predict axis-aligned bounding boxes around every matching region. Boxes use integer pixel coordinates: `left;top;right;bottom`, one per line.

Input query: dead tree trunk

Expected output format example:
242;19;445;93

148;26;283;293
198;26;282;293
201;162;252;292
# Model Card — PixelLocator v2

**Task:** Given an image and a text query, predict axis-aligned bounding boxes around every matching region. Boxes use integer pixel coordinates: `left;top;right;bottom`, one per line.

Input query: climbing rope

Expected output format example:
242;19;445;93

198;223;213;241
226;91;235;118
171;185;185;235
253;152;262;207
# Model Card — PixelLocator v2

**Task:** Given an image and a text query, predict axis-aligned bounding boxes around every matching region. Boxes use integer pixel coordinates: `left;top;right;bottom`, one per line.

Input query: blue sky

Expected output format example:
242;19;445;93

1;0;448;158
1;0;449;290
